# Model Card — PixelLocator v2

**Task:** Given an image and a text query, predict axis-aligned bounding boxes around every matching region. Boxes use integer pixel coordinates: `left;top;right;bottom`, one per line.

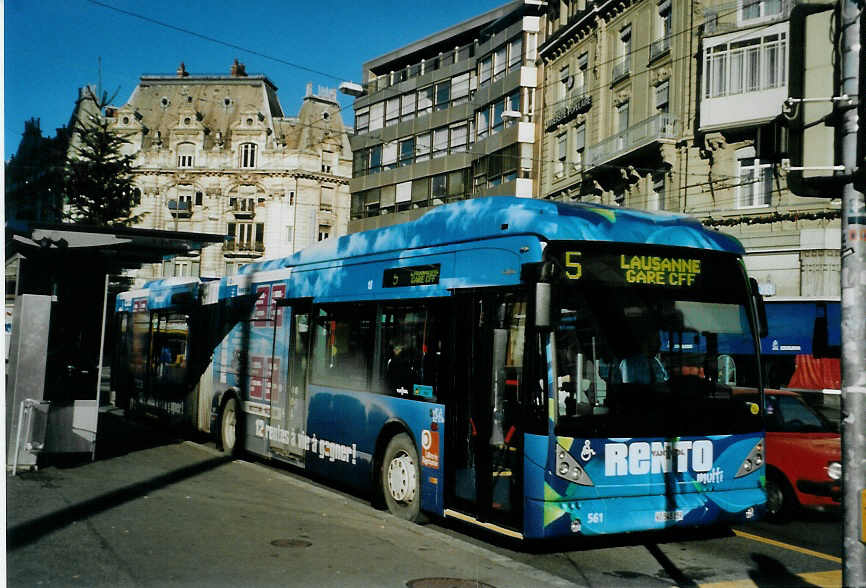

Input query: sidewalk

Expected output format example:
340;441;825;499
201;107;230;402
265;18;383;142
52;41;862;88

7;410;569;587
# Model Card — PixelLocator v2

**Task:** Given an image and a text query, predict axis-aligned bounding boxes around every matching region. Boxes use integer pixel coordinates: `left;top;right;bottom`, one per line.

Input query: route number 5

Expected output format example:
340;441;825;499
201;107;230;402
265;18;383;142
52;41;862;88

565;251;582;280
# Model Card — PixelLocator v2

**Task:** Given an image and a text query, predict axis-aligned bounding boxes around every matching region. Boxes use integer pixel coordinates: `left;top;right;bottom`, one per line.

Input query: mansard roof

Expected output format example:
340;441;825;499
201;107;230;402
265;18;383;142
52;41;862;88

114;65;347;153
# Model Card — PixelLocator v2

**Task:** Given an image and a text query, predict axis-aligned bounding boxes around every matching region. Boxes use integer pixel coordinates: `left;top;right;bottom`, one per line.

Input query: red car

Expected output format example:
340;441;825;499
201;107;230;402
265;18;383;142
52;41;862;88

761;389;842;521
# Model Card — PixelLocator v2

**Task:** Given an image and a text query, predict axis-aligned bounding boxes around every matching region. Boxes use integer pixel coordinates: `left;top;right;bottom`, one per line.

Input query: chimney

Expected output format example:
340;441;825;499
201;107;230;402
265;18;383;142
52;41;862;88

177;62;189;77
230;59;247;77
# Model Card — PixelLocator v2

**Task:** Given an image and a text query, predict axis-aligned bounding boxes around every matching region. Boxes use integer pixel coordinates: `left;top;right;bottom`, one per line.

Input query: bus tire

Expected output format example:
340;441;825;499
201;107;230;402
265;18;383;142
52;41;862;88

380;433;424;522
765;469;795;523
219;396;240;456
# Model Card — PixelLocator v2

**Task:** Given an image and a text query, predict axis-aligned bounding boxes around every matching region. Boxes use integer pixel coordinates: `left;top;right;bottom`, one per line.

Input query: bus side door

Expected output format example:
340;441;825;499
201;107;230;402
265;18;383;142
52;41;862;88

266;298;309;465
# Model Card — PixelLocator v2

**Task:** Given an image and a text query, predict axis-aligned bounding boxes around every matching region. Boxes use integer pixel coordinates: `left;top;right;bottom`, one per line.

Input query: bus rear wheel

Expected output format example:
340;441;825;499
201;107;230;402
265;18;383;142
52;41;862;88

220;396;239;455
380;433;423;522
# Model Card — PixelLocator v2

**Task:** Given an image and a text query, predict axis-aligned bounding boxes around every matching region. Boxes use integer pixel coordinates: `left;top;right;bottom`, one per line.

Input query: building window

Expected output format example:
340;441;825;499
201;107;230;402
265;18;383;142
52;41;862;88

492;100;505;134
401;92;416;122
417;86;433;117
616;101;629;133
369;101;384;131
740;0;784;22
614;188;626;207
449;123;468;153
318;226;330;241
704;32;787;99
229;196;255;214
559;65;570;101
434;81;451;112
479;55;492;87
399;137;415;167
355;107;369;133
431;174;447;205
738;158;773;208
508;36;523;71
385;97;400;127
369;144;383;174
396;181;412;211
477;108;489;140
227;221;264;251
652;1;672;58
416;133;431;162
321;149;335;174
177;142;195;168
195;191;203;206
239;143;257;168
574;124;585;172
451;73;470;106
555;133;567;177
576;52;588;94
655;81;670;114
432;127;448;158
614;26;632;81
382;141;398;171
493;44;507;82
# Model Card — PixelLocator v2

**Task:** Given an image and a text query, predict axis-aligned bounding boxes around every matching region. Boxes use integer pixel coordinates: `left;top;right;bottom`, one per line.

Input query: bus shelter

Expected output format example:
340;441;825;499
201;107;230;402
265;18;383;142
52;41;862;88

5;224;224;471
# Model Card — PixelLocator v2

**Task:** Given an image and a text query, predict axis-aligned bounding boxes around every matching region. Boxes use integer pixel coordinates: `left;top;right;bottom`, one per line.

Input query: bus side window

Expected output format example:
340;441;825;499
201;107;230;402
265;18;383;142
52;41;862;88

311;304;375;390
378;304;446;401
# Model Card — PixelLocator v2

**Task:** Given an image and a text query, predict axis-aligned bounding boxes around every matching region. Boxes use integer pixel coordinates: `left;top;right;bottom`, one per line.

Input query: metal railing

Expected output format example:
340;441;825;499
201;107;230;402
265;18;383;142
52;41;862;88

586;113;677;167
611;60;630;84
223;241;264;253
649;36;671;61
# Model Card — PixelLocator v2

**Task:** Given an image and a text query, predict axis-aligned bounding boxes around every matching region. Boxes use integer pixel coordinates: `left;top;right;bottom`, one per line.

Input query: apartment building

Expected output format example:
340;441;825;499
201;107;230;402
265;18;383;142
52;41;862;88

347;0;546;232
96;62;352;279
538;0;841;297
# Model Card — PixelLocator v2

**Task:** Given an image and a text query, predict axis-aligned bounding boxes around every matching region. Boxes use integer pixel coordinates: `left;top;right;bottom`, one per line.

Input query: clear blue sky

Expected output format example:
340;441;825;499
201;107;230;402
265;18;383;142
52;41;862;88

4;0;506;159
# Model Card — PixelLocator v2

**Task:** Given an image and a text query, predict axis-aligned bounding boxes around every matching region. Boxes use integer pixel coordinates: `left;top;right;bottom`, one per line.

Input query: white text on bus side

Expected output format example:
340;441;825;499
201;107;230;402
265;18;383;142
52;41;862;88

604;440;713;476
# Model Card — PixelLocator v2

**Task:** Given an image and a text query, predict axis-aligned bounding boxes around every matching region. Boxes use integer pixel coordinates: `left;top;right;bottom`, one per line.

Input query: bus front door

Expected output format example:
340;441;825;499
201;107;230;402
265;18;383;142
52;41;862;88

449;292;523;532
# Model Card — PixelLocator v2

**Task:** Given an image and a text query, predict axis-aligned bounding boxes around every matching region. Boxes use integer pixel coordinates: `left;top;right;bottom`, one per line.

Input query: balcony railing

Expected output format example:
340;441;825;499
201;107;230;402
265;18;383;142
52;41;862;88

167;200;192;217
611;60;630;84
649;36;671;61
586;113;677;168
223;241;264;254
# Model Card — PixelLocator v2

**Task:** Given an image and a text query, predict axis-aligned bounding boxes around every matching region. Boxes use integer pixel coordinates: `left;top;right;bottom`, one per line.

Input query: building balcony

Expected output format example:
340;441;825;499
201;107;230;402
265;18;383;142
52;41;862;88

586;113;677;168
230;203;255;218
649;37;671;62
611;61;630;85
167;200;192;218
223;241;264;255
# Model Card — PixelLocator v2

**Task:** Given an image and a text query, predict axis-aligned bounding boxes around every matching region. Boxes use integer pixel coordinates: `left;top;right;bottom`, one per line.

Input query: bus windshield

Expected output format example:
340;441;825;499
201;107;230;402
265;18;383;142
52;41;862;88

549;243;762;438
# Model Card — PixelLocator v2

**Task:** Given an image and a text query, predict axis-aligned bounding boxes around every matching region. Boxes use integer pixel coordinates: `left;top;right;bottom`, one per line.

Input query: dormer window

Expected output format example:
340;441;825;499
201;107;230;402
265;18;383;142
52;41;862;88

239;143;257;168
177;142;195;168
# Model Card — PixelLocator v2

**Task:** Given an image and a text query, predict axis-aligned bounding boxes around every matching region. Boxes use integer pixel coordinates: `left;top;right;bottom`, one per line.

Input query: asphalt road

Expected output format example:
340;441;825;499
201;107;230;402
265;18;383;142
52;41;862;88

6;410;845;587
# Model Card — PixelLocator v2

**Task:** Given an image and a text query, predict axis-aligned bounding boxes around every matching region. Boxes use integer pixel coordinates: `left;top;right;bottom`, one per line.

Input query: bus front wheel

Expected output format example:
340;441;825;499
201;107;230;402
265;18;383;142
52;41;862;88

380;433;423;522
220;396;239;455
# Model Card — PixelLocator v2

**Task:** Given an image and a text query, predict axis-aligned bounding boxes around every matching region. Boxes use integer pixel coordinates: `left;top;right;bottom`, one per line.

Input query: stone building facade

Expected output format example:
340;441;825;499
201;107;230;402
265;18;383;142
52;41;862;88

100;63;352;279
538;0;841;298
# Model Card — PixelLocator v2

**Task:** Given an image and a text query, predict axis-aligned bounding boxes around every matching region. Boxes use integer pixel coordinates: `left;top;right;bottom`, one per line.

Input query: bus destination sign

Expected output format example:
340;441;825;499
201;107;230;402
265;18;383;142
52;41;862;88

561;250;703;287
383;264;441;288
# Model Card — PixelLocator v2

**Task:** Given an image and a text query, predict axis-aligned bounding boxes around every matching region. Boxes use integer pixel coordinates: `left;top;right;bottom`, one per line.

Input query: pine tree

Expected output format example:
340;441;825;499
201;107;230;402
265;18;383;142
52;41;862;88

64;87;143;227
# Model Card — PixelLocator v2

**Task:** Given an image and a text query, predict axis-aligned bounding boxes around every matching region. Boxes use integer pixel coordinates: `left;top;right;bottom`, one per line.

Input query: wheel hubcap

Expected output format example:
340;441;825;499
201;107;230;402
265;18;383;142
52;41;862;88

387;451;416;503
766;482;782;515
223;406;236;448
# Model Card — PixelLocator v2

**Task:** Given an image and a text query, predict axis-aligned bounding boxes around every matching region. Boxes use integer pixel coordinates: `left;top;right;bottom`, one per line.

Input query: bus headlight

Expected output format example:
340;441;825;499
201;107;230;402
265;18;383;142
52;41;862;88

555;445;594;486
826;461;842;481
735;441;764;478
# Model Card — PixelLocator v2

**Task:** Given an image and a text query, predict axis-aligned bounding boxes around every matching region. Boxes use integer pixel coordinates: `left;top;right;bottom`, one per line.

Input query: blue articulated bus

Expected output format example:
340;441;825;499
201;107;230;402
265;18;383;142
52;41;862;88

113;197;767;539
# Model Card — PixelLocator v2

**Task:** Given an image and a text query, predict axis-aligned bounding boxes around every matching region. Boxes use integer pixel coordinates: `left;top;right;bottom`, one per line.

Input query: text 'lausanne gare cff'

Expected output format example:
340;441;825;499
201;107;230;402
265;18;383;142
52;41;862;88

111;196;768;540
